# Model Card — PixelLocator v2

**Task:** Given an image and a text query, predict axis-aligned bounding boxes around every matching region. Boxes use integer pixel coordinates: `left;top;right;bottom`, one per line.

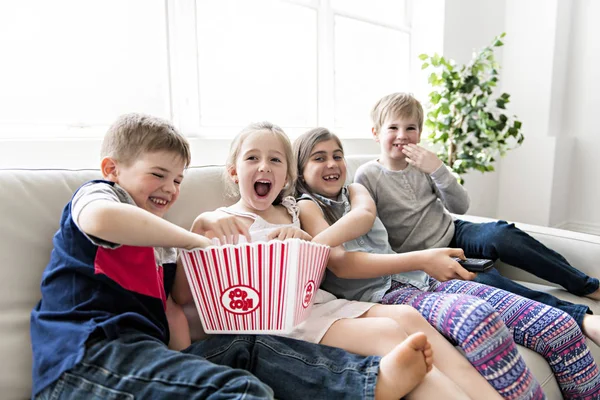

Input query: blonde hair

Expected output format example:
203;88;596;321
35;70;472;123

370;92;424;133
101;113;191;167
225;121;296;203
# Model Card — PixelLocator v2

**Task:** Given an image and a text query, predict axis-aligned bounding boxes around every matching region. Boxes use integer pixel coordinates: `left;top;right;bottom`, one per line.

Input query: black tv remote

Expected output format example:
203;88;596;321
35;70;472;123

452;257;494;272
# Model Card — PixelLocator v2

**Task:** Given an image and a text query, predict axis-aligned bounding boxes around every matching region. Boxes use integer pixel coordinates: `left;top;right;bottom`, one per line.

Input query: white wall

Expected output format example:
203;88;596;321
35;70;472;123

442;0;505;218
562;0;600;235
442;0;600;235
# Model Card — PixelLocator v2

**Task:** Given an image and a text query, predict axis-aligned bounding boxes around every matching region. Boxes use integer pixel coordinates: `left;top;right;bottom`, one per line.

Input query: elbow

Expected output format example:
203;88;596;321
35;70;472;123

326;251;355;279
327;262;345;277
453;205;469;215
326;250;348;277
356;209;377;235
448;198;470;215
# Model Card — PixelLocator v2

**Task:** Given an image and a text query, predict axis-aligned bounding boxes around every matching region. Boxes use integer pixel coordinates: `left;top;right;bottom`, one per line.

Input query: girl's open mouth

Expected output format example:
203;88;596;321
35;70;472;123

254;180;272;197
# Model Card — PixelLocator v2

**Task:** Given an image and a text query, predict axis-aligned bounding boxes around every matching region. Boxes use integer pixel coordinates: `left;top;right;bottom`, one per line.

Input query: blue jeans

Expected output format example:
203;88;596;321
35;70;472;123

452;219;596;326
35;331;379;400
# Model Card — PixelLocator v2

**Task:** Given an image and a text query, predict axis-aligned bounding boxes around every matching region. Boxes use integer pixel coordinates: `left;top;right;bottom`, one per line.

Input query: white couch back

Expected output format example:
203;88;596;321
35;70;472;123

0;156;373;399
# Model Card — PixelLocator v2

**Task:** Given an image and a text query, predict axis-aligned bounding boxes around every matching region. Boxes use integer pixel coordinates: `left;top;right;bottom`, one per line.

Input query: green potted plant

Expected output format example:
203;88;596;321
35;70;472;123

419;32;524;184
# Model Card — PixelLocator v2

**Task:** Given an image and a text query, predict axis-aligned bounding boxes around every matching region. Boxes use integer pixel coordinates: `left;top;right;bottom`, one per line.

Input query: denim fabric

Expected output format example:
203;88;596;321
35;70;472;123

452;219;596;326
35;332;379;400
196;335;380;399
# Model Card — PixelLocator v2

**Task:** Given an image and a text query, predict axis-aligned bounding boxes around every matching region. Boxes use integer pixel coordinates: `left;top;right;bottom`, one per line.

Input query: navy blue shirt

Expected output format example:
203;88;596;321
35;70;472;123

30;181;177;396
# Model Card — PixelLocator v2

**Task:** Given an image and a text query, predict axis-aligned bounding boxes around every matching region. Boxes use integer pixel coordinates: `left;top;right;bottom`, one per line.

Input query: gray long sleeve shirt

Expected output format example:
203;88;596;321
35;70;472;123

354;160;470;253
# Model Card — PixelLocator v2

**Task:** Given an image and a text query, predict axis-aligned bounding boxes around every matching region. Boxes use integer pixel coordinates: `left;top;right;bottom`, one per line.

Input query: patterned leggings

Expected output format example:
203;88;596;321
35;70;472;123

381;278;600;400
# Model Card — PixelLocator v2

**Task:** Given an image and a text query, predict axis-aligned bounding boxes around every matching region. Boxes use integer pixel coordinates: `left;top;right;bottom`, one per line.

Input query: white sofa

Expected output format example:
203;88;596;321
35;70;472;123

2;155;600;399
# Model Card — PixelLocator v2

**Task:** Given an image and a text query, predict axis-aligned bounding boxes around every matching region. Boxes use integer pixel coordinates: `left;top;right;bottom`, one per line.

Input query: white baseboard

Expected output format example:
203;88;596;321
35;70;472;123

555;221;600;236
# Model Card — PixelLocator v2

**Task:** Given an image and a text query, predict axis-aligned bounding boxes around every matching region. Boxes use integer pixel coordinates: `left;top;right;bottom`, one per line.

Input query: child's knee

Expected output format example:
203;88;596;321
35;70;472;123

376;318;411;344
452;298;503;339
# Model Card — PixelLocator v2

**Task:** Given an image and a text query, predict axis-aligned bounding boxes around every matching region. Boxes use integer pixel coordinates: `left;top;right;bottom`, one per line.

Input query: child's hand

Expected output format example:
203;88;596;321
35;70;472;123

420;248;476;281
402;144;443;174
191;211;250;245
267;227;312;242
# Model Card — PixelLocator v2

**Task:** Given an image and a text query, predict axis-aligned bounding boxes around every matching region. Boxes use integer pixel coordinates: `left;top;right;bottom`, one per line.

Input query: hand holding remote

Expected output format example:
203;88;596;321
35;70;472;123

452;257;494;273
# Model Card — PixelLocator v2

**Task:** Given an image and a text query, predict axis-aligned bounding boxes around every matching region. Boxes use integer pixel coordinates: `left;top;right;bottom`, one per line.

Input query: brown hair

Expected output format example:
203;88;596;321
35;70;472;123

101;113;191;167
224;121;296;203
370;92;424;133
293;127;344;225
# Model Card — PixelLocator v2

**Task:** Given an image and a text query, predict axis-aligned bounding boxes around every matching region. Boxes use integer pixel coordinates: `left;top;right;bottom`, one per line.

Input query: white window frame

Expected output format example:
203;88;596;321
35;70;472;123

167;0;413;139
0;0;445;169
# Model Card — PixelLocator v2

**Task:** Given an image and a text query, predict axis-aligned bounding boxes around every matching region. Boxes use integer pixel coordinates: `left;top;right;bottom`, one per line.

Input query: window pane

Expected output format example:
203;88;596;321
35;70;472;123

0;0;170;138
334;16;410;136
196;0;317;130
332;0;406;27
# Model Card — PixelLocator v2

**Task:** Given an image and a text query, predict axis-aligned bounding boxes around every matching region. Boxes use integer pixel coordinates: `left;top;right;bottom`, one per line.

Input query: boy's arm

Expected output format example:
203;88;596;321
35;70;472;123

403;144;469;214
308;183;376;248
429;164;470;214
78;200;212;250
299;201;474;281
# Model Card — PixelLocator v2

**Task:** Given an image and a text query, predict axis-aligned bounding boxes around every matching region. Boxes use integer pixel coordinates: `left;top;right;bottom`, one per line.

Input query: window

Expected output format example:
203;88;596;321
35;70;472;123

1;0;444;168
0;0;171;139
0;0;412;140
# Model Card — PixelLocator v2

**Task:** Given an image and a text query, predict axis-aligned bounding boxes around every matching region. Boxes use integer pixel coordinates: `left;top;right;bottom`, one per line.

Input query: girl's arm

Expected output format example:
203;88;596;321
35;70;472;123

308;183;377;248
299;203;475;282
173;257;193;305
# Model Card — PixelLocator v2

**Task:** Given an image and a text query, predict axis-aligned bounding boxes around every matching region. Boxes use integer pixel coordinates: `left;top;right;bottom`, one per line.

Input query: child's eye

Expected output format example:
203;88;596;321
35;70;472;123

334;155;343;161
174;180;182;186
246;156;258;161
313;156;324;162
271;157;282;163
389;127;398;130
152;173;164;179
407;127;416;131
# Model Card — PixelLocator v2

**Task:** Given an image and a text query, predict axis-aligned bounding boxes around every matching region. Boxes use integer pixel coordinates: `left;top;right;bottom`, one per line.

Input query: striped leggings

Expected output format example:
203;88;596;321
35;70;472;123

381;278;600;400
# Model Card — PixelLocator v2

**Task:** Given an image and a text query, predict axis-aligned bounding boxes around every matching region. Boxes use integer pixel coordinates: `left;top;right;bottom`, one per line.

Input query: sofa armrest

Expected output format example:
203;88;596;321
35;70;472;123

454;214;600;286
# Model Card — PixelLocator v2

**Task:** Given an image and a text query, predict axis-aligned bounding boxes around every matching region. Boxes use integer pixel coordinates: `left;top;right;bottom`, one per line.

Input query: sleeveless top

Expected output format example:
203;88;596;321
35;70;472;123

217;196;374;343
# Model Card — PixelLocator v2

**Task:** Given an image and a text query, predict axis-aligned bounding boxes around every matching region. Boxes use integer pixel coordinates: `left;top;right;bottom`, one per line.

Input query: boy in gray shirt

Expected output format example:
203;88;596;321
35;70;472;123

355;92;600;342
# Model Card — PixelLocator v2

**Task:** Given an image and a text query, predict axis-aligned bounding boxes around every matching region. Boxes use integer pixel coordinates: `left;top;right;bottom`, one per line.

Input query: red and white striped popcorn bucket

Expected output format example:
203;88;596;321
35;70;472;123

181;238;330;334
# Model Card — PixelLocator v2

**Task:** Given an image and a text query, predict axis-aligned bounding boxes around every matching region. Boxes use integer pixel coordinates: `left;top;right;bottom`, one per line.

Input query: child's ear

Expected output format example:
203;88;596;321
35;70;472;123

100;157;119;181
227;165;239;184
371;127;380;142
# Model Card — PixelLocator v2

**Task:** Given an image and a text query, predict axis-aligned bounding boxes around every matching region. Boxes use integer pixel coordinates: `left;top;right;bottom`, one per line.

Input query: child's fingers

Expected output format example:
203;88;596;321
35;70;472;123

267;228;282;240
447;248;465;260
455;266;476;281
234;220;251;242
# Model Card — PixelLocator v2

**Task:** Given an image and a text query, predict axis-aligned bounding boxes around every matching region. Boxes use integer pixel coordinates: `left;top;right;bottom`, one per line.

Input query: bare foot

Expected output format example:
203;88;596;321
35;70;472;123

583;315;600;347
585;287;600;301
375;332;431;400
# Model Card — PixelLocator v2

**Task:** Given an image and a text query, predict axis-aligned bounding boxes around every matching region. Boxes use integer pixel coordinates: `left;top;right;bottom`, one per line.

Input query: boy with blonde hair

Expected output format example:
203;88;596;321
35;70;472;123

355;92;600;343
30;113;401;400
